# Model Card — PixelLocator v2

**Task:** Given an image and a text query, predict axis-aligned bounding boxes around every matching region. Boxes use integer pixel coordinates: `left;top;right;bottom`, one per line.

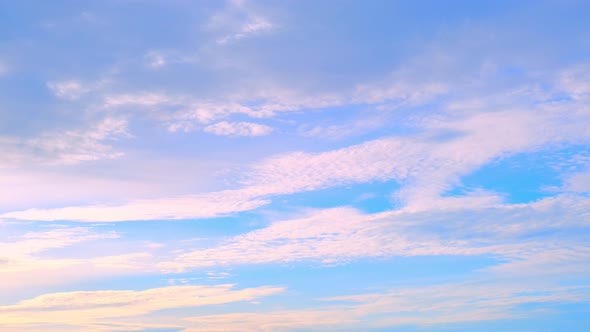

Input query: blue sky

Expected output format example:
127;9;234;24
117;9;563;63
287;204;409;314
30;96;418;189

1;0;590;331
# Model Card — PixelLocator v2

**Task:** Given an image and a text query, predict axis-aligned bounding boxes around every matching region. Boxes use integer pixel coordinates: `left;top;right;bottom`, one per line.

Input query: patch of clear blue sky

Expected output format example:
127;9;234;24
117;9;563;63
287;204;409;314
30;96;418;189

372;305;590;332
220;255;500;292
270;181;400;213
450;146;590;204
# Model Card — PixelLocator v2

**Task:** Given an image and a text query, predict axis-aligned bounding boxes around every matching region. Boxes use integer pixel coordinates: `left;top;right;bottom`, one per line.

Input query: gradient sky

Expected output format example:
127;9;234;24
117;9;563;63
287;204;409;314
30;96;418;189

1;1;590;331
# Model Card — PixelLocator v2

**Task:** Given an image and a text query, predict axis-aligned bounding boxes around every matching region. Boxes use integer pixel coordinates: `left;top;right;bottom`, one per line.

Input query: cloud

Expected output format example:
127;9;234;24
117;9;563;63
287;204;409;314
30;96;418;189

184;281;590;331
95;61;448;135
204;121;273;137
103;92;175;107
558;64;590;100
561;167;590;193
0;189;269;222
0;226;155;293
0;117;128;167
103;93;254;131
0;284;284;331
184;309;359;332
144;50;198;69
161;194;590;272
298;113;389;140
47;80;93;100
0;252;153;293
216;16;273;44
247;98;590;210
208;1;275;45
0;227;118;259
4;77;590;221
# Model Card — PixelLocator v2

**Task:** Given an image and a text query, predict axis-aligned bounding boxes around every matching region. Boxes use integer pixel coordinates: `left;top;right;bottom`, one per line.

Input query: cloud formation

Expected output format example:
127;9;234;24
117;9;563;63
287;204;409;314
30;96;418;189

204;121;273;137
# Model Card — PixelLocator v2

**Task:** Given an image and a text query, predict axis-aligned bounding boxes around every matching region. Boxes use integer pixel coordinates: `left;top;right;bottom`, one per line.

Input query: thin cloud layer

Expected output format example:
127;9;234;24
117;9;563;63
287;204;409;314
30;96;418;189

1;1;589;331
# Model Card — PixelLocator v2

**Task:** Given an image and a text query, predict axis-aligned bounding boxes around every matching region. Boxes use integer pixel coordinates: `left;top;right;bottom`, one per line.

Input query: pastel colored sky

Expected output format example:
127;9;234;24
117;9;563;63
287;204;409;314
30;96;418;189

1;1;590;331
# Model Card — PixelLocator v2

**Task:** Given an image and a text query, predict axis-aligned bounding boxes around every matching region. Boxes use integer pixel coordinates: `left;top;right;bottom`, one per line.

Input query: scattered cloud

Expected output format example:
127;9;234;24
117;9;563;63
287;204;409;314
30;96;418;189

0;227;118;257
561;168;590;193
204;121;273;137
0;226;154;292
47;80;93;100
4;78;590;221
208;1;275;45
0;189;269;222
161;194;590;271
144;50;198;68
185;280;590;331
2;2;590;331
0;284;284;331
216;16;273;44
0;117;129;168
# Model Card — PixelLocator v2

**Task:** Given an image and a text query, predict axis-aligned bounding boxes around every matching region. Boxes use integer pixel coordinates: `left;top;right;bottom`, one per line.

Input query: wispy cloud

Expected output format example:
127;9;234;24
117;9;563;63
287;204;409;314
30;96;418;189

0;284;284;331
2;2;590;331
184;281;590;331
208;0;275;45
0;189;269;222
204;121;273;137
144;50;198;69
0;226;154;292
0;117;128;167
162;194;590;271
3;79;590;221
47;80;93;100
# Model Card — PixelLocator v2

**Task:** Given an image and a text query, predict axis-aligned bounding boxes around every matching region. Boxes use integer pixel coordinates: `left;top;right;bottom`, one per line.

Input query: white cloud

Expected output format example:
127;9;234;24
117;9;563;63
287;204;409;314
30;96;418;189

216;16;273;44
247;100;590;210
561;168;590;193
0;117;128;168
0;226;156;293
4;89;590;221
558;64;590;100
208;0;275;45
144;50;197;68
3;65;590;222
204;121;273;137
299;113;389;140
103;92;176;107
97;70;447;135
184;308;359;332
184;280;590;331
0;284;284;331
25;117;128;165
0;227;118;257
0;189;269;222
161;194;590;272
47;80;92;100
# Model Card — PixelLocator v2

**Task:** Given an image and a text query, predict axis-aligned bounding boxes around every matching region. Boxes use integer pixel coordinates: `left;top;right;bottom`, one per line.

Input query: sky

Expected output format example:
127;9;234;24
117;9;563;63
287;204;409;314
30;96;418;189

0;0;589;331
